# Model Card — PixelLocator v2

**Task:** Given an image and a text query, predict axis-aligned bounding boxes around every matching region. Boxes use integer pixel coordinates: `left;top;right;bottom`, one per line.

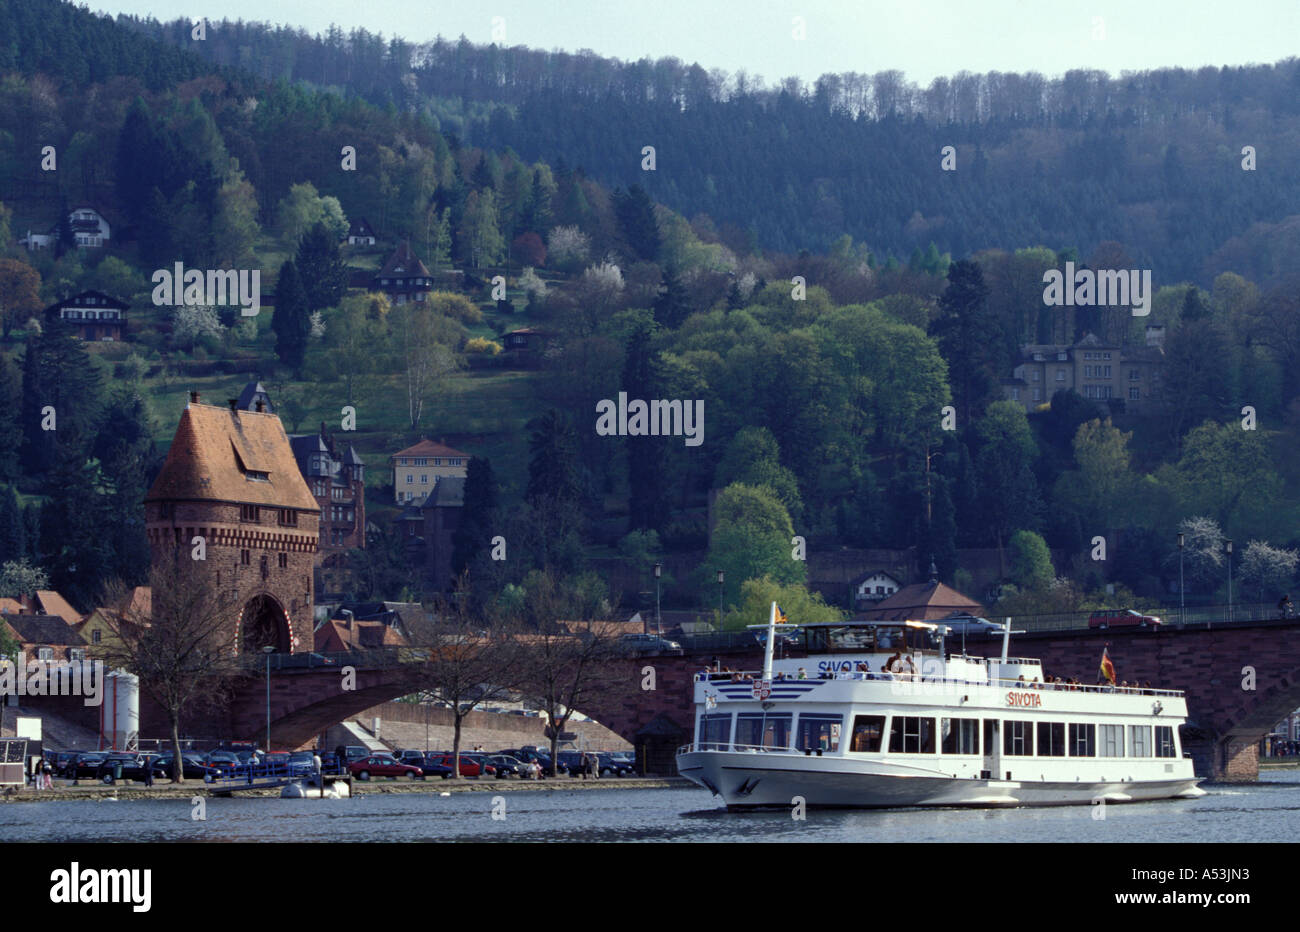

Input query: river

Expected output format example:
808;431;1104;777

4;770;1300;842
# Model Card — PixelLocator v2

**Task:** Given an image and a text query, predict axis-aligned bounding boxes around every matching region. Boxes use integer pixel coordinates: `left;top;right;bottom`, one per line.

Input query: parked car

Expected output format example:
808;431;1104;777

617;633;683;655
349;754;423;781
509;748;558;775
395;750;426;767
49;750;79;777
284;751;318;776
95;754;158;784
1089;609;1163;629
486;755;524;778
203;750;241;773
335;745;369;766
415;756;455;779
556;750;590;775
153;754;212;780
70;752;109;779
597;752;635;777
426;754;495;778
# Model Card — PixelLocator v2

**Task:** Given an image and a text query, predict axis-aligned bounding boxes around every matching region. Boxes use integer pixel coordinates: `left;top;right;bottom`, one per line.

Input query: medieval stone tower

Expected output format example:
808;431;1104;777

143;392;321;654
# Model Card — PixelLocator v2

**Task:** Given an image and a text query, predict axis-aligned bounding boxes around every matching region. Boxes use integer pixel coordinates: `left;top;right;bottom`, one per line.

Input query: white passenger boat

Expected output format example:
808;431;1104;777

676;604;1204;809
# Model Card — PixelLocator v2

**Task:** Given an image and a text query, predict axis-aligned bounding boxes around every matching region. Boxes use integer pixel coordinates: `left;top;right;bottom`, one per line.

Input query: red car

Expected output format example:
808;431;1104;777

348;754;424;781
428;754;496;778
1088;609;1162;629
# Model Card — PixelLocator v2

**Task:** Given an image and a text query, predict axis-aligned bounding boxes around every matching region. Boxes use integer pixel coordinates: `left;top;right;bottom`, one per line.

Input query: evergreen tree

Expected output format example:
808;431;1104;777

0;355;20;481
295;222;348;312
271;260;311;371
55;198;75;255
20;322;101;482
22;505;39;563
929;259;1000;426
612;184;660;262
40;430;111;609
451;456;499;581
526;409;583;506
653;266;692;329
0;485;23;565
624;325;670;532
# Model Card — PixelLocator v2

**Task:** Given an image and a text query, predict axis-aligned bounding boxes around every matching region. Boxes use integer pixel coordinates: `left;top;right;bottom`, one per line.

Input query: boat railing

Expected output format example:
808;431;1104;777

676;742;801;755
694;670;1182;697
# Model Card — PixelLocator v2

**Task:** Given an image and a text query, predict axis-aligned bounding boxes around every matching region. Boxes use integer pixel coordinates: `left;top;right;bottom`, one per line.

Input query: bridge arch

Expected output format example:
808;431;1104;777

237;593;293;654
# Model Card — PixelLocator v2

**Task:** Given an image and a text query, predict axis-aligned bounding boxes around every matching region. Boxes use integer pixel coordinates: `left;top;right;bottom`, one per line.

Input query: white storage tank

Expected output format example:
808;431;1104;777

99;670;139;751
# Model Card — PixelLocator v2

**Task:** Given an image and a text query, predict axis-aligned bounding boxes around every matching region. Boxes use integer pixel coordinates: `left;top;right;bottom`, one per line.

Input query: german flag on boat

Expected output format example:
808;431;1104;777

1099;646;1116;685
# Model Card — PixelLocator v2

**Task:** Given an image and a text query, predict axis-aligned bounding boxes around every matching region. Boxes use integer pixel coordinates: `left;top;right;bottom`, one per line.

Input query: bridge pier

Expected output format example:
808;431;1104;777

1183;733;1259;782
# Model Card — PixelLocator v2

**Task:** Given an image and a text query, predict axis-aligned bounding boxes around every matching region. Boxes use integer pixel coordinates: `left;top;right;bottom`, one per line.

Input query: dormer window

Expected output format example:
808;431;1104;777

246;470;269;482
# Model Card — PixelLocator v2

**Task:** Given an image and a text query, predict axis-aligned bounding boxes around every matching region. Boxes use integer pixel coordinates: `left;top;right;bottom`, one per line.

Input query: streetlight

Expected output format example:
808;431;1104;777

1177;531;1185;626
653;563;662;637
1225;539;1233;624
716;570;725;620
263;645;275;757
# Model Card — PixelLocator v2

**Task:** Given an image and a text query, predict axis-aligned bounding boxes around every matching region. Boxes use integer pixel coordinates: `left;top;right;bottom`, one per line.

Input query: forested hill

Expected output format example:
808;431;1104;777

117;13;1300;285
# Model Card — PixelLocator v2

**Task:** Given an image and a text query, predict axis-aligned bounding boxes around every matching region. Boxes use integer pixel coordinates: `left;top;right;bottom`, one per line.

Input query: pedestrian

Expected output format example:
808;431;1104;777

313;751;322;787
142;756;154;788
591;753;601;780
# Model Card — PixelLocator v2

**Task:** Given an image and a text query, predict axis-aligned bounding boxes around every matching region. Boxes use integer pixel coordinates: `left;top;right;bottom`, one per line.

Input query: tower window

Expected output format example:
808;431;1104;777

240;505;259;523
240;549;250;565
278;553;287;569
278;509;297;527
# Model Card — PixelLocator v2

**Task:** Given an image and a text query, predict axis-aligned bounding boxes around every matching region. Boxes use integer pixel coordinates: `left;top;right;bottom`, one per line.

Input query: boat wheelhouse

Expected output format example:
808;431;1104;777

676;606;1203;809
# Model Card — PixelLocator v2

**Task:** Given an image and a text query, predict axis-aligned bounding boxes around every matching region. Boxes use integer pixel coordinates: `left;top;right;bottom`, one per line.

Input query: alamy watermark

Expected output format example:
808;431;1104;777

0;658;105;706
595;392;704;447
152;263;261;317
1042;262;1152;317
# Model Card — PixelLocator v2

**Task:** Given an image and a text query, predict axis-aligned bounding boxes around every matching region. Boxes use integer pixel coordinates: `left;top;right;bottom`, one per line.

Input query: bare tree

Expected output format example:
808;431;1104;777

389;301;463;430
403;579;528;777
506;570;633;773
101;556;242;783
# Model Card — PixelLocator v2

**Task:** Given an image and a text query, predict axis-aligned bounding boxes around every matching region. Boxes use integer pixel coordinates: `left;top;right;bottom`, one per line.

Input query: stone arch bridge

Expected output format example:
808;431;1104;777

162;616;1300;780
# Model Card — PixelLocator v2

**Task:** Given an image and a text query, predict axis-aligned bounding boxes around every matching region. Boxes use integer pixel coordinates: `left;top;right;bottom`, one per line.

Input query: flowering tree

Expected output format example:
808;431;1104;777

1239;540;1299;601
172;304;224;351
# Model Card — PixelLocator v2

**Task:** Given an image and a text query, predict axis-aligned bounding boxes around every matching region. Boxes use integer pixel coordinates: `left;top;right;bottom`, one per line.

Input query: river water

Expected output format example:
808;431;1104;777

4;771;1299;842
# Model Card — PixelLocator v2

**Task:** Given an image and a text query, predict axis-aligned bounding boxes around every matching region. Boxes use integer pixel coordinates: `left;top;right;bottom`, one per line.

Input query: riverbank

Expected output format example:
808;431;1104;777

0;776;691;803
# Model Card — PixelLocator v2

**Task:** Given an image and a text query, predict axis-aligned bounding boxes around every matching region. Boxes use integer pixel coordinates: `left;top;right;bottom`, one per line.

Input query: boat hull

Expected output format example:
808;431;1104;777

677;750;1204;809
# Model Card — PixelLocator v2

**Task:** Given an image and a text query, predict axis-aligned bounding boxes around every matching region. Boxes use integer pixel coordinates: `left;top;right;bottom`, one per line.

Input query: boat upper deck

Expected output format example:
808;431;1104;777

694;667;1183;699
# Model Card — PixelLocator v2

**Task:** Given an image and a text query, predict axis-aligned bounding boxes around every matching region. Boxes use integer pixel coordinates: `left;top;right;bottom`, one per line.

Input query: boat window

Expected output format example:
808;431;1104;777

1154;726;1177;758
889;716;936;754
850;715;886;752
941;718;979;754
698;714;732;750
1069;723;1096;757
807;626;877;653
1003;720;1034;756
734;712;792;750
1036;722;1066;757
797;714;843;752
983;719;999;756
1130;725;1152;757
1100;724;1125;757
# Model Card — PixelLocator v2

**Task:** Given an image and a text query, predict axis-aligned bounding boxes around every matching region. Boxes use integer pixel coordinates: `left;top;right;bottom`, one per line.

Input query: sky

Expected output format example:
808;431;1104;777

94;0;1300;87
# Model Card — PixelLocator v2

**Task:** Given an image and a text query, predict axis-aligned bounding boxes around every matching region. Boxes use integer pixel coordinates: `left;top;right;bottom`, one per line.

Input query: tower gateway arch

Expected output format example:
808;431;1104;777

143;392;322;655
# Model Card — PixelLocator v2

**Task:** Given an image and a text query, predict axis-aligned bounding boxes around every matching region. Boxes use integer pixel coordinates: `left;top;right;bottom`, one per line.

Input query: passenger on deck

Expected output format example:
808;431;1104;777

1031;676;1041;688
797;667;808;679
884;652;902;676
901;655;917;680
